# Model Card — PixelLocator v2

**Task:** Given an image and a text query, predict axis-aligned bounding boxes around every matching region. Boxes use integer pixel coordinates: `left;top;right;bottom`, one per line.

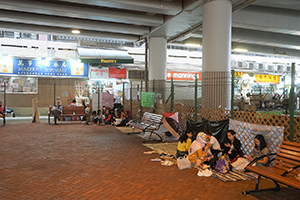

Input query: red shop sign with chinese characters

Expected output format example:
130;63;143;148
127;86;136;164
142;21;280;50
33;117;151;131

109;68;127;79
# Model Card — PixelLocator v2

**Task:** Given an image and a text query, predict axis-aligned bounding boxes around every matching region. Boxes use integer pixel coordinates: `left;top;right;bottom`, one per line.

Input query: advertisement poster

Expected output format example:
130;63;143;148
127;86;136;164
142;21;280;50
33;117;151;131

0;76;38;94
75;81;89;97
102;92;114;108
141;92;155;108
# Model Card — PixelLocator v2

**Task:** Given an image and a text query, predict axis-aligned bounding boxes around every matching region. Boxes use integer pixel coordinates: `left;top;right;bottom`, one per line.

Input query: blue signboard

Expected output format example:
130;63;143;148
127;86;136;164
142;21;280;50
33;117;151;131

0;58;88;77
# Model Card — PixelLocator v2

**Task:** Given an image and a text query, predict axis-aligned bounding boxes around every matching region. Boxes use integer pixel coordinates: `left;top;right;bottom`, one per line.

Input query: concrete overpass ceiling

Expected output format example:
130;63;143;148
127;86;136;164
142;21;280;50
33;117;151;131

0;0;299;58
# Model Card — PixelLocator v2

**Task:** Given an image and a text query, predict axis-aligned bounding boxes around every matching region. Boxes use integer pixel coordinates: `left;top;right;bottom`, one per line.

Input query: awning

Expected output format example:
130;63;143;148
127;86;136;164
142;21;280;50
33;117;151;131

77;47;134;64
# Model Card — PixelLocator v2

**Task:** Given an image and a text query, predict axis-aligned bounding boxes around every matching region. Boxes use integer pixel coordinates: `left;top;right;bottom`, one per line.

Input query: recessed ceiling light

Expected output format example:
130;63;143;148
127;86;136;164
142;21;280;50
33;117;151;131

72;30;80;34
185;43;201;47
233;48;248;52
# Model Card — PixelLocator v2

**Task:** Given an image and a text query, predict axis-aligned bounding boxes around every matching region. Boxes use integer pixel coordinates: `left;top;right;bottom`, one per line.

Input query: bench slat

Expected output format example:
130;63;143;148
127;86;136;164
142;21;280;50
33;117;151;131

279;145;300;155
272;164;299;176
280;144;300;153
246;166;300;190
276;152;300;163
274;158;300;170
282;141;300;148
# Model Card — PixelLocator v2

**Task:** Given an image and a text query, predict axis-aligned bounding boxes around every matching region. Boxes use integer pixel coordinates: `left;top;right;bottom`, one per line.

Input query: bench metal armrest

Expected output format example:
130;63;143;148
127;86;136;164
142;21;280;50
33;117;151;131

142;124;151;131
126;119;140;125
247;153;277;167
281;164;300;177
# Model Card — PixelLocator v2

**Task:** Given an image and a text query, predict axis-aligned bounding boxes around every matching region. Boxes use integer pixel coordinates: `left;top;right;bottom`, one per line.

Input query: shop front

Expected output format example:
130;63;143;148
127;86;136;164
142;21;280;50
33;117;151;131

233;72;291;111
0;57;89;116
77;47;133;112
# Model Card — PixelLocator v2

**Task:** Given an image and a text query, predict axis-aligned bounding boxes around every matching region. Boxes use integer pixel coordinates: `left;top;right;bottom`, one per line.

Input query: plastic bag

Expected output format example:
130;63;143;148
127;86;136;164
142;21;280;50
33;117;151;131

177;155;191;170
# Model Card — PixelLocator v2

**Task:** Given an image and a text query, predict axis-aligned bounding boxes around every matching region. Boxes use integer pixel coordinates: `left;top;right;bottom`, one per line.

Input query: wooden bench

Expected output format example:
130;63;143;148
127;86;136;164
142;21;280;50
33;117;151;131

48;106;86;124
127;112;164;141
243;141;300;195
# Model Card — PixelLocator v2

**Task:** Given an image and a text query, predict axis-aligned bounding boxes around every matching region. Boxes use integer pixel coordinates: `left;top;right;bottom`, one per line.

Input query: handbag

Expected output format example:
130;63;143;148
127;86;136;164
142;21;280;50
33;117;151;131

177;155;191;170
214;159;230;173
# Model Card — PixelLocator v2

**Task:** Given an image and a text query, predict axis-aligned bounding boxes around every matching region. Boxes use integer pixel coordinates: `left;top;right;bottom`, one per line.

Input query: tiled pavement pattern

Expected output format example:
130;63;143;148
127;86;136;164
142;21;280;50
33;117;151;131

0;123;300;200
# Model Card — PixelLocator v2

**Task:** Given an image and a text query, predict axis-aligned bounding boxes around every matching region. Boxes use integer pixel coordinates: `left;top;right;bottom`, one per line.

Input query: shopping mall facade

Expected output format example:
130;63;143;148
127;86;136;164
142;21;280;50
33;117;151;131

0;33;299;116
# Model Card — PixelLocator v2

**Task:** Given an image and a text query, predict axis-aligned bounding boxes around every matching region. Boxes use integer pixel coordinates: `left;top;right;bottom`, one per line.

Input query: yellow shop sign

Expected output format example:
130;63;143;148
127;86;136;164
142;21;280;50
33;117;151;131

101;59;117;63
255;74;280;84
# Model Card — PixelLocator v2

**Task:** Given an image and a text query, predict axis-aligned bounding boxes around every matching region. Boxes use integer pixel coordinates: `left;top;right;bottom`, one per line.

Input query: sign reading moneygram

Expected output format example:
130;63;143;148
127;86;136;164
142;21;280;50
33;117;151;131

166;71;202;81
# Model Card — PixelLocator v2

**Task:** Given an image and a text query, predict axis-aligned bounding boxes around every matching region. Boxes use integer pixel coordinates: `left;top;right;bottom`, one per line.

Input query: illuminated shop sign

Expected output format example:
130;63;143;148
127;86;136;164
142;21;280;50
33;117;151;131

0;58;88;77
255;74;280;84
234;72;244;77
90;67;126;79
100;59;117;63
167;71;202;81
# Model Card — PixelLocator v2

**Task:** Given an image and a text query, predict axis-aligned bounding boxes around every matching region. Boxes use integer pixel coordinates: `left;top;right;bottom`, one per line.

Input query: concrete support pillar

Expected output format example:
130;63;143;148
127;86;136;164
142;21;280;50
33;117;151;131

202;0;232;109
149;37;167;100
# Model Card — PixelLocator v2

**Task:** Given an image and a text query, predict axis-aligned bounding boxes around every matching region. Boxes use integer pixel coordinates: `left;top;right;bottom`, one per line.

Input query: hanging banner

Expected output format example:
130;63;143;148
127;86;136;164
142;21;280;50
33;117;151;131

0;58;88;77
141;92;155;108
255;74;280;84
90;68;109;79
90;67;126;79
109;68;127;79
166;71;202;81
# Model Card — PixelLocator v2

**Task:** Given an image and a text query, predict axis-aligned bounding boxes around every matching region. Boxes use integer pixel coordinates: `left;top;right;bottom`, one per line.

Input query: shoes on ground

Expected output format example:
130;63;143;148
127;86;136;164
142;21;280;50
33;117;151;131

151;158;161;162
161;160;174;166
197;168;212;177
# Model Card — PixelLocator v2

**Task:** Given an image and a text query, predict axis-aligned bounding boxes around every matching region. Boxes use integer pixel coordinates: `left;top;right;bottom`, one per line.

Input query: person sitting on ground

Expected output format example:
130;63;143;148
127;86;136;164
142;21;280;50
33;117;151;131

51;100;63;125
188;132;208;167
176;131;192;158
90;111;97;124
104;109;112;125
222;130;244;161
125;109;131;121
97;110;105;126
114;107;127;126
95;109;101;121
0;101;5;125
231;134;269;170
204;130;222;157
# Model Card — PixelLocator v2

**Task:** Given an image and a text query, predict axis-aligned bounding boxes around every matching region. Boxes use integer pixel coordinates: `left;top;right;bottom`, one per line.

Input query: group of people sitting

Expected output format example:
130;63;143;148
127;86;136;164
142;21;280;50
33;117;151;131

89;107;131;126
176;129;269;172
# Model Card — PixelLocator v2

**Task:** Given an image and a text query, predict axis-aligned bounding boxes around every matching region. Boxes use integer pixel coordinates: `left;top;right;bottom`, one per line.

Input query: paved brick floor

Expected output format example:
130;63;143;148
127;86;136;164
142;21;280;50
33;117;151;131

0;123;299;200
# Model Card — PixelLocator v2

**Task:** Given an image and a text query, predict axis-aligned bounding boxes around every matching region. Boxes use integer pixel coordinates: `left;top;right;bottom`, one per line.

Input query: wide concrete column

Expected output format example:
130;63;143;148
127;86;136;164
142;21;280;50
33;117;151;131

202;0;232;109
149;37;167;99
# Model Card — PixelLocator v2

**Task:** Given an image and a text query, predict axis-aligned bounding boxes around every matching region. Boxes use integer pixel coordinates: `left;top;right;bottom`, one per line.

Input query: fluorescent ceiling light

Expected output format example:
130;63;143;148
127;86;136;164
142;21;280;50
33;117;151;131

185;43;201;47
233;48;248;52
72;30;80;34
